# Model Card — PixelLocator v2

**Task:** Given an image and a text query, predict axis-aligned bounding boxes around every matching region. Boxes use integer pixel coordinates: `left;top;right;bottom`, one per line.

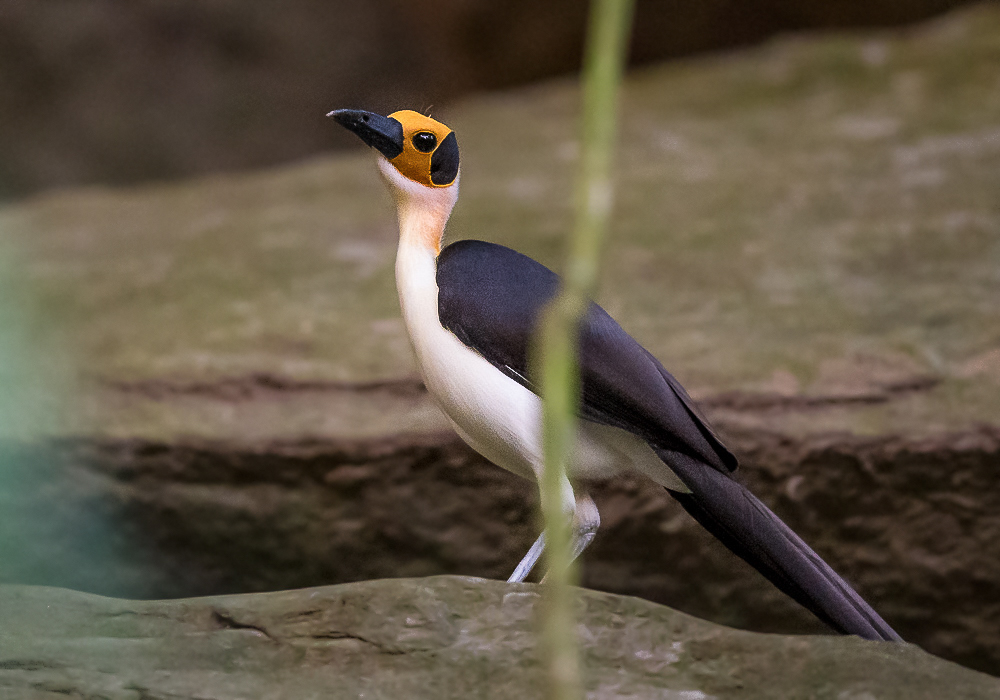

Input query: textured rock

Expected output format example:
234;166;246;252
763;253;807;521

1;2;999;679
11;433;997;675
2;577;998;700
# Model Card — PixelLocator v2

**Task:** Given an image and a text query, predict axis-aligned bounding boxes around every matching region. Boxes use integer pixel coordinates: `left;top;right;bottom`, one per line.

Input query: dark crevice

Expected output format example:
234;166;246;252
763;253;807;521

100;373;426;401
699;376;940;412
305;631;407;655
210;610;277;643
0;659;64;671
124;684;217;700
98;370;939;413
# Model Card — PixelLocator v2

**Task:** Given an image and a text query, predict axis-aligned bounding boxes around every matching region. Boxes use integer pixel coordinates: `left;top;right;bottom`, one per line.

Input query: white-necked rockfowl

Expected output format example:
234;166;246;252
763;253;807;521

329;107;901;642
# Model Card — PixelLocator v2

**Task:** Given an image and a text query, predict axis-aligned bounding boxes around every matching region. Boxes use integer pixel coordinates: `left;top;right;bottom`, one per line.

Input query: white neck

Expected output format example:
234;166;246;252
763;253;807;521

378;156;459;255
378;156;459;365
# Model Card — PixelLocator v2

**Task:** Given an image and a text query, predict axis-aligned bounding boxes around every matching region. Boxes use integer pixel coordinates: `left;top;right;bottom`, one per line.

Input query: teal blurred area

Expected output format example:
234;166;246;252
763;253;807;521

0;241;124;594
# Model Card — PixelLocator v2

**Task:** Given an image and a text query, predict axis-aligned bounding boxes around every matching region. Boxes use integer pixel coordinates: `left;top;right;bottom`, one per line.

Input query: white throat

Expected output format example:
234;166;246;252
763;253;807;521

378;156;459;254
378;155;459;370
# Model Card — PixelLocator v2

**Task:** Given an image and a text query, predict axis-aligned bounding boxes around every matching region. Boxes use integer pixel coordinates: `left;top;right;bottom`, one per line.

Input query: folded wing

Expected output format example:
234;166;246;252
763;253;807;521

436;239;900;641
437;239;735;472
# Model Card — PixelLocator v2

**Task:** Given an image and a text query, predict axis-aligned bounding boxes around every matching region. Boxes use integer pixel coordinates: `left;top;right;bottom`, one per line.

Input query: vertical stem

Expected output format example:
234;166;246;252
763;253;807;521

534;1;634;699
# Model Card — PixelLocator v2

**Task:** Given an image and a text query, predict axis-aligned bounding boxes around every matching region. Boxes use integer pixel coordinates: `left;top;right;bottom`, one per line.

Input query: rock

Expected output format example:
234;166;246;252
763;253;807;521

0;0;974;196
2;576;998;700
1;3;999;678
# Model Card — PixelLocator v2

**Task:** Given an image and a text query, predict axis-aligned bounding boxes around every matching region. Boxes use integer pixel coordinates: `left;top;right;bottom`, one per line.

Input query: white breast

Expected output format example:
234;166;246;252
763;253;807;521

394;239;689;493
396;240;541;479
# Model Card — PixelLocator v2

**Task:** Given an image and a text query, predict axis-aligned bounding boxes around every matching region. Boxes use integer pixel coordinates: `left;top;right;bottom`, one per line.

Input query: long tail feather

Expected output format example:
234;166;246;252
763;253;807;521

659;449;901;642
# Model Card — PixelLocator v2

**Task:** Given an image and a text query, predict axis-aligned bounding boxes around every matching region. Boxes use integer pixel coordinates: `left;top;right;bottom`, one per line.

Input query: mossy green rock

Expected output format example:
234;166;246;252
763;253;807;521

2;576;998;700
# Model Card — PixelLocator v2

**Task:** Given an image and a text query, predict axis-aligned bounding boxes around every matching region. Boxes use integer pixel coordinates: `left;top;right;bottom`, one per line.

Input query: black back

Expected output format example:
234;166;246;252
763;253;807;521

436;239;736;473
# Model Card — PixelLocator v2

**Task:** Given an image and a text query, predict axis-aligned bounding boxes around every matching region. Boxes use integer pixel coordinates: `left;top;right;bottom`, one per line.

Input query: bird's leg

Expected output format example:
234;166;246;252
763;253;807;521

540;493;600;583
569;493;600;560
507;492;600;583
507;533;545;583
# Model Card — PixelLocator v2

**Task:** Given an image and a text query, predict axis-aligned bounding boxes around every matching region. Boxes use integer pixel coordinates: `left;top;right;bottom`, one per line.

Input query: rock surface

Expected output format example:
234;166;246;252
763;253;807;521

1;2;999;678
2;576;998;700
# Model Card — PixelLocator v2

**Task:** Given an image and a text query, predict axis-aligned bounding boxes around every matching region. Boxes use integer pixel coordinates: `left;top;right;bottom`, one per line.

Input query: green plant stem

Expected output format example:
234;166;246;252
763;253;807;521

533;1;635;699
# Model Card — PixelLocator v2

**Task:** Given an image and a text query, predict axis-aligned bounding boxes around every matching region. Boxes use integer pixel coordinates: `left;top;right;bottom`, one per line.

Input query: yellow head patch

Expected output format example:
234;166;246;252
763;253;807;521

386;110;460;188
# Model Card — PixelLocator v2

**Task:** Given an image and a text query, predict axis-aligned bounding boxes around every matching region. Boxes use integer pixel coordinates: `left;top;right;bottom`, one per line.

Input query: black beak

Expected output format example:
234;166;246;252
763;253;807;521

328;109;404;160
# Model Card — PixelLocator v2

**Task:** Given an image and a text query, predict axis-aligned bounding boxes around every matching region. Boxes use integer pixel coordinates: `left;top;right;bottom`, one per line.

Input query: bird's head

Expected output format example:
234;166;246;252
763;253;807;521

330;108;459;216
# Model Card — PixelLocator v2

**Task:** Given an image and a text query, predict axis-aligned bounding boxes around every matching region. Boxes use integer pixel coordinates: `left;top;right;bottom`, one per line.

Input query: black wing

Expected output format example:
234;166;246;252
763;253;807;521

436;239;901;642
437;239;736;473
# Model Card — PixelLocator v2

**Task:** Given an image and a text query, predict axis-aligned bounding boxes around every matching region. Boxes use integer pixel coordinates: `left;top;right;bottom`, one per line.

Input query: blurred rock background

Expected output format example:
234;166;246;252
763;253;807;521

0;0;972;198
1;0;999;683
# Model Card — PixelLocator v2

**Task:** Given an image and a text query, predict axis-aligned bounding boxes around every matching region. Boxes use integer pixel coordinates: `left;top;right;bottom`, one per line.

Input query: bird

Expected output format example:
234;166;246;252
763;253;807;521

329;107;902;642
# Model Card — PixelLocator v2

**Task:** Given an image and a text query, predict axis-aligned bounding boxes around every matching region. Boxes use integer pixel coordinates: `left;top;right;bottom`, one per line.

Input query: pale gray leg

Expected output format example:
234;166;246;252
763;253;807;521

507;533;545;583
569;493;600;559
507;492;601;583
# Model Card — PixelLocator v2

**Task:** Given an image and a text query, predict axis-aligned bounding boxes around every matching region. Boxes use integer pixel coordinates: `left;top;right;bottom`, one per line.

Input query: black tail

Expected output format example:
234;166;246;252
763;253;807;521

660;449;901;642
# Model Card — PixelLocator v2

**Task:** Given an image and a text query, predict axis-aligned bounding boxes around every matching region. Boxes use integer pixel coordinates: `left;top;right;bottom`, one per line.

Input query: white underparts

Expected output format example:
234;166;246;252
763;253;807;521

382;154;690;507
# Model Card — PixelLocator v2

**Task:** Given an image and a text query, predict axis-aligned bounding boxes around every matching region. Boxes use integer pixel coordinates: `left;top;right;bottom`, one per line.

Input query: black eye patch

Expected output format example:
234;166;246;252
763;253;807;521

412;132;437;153
430;131;459;185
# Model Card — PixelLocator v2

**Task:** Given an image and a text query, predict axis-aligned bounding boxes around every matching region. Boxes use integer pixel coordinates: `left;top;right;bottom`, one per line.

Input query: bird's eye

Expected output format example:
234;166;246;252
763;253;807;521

412;132;437;153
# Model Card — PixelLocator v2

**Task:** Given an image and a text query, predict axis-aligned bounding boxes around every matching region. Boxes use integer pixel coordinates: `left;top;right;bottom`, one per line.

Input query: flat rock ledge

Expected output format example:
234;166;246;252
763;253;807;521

1;576;996;700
